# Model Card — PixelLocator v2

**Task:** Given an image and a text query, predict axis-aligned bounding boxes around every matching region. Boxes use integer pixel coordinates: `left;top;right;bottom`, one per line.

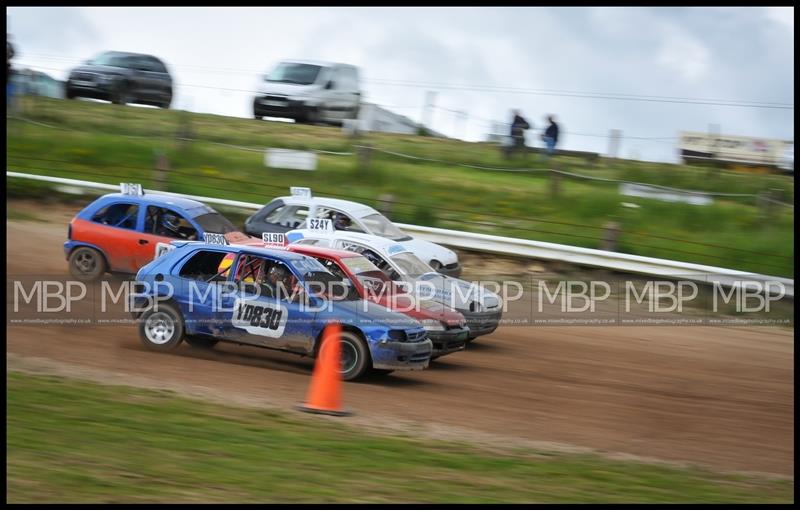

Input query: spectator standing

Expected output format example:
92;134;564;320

542;115;560;156
505;109;530;159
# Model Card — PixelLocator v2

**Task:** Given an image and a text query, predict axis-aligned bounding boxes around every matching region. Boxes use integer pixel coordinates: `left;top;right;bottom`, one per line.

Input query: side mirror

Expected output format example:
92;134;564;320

325;80;334;90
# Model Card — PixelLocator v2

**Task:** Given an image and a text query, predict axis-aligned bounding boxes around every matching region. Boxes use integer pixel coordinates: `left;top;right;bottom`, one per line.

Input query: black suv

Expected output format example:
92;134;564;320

66;51;173;108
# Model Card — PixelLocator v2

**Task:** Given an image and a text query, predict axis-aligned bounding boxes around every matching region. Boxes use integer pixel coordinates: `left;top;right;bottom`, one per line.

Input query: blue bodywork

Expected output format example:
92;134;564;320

133;242;433;371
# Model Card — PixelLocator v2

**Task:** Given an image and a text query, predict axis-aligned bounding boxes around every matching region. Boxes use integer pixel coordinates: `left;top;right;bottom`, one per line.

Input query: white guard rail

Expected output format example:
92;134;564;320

7;171;794;297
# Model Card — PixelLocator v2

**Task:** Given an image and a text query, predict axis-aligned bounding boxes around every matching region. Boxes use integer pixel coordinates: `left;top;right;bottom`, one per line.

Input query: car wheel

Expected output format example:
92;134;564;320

68;246;107;281
429;260;443;272
65;86;77;99
138;302;185;351
112;81;131;105
319;329;370;381
304;106;321;124
185;336;219;349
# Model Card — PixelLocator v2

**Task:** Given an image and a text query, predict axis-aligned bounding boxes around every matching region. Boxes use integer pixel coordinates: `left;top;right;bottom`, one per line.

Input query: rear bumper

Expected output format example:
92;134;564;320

370;338;433;371
462;310;502;339
427;327;469;358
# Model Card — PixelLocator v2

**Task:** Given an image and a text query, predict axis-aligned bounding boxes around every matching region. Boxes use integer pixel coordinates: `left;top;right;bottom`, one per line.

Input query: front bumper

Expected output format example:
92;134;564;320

370;338;433;371
253;96;307;119
436;262;462;279
427;327;470;358
462;309;502;339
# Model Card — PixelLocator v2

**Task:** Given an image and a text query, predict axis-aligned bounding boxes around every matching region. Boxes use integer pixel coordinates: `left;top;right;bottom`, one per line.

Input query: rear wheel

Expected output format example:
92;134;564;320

68;246;107;281
138;302;185;351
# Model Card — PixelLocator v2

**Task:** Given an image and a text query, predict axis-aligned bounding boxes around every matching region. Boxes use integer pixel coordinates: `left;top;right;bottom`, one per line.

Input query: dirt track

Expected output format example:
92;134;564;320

5;203;795;476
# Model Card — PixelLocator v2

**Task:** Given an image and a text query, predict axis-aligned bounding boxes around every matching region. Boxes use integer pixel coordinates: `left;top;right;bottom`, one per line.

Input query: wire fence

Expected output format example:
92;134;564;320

6;153;795;273
6;113;793;207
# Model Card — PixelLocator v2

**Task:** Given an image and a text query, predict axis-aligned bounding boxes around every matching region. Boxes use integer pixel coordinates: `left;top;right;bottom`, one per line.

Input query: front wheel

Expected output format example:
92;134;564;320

138;302;185;352
429;260;443;273
112;81;131;105
319;330;370;381
68;246;107;281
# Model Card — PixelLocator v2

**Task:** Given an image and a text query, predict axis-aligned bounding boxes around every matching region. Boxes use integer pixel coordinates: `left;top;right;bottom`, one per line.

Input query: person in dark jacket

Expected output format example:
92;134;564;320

506;109;530;159
542;115;560;156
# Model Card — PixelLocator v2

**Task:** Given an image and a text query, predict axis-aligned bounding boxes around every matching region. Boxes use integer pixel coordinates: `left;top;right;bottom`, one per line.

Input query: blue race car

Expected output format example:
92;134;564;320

131;241;433;380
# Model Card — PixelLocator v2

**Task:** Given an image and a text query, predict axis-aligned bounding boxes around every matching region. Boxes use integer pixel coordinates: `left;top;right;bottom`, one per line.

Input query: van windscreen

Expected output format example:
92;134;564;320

265;63;322;86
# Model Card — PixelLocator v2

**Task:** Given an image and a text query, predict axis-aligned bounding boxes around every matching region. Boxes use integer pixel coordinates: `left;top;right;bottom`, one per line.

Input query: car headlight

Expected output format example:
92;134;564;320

469;301;484;313
420;319;445;332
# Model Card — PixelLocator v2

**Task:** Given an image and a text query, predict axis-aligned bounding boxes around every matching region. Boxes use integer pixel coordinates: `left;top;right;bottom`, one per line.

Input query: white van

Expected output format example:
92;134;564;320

253;60;361;125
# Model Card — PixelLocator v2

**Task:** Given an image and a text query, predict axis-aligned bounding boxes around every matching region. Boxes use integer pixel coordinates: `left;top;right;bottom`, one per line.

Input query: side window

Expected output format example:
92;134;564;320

179;250;230;282
148;58;167;74
317;258;347;281
91;202;139;230
264;205;287;223
314;207;364;233
145;206;198;240
234;256;299;302
282;206;309;228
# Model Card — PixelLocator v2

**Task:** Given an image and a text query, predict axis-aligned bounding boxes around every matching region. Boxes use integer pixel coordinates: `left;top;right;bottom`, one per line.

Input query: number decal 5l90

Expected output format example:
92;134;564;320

231;299;288;338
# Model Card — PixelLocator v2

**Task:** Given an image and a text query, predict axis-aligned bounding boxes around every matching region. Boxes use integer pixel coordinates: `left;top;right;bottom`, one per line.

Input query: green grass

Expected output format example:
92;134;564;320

6;371;793;503
5;97;794;276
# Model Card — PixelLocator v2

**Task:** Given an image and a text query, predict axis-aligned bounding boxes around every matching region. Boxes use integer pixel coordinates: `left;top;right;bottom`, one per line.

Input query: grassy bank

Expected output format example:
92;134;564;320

6;97;794;276
6;371;792;503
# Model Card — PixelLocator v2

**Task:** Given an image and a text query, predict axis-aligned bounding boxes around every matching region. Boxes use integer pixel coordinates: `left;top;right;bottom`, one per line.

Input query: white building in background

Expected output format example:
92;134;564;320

357;102;446;138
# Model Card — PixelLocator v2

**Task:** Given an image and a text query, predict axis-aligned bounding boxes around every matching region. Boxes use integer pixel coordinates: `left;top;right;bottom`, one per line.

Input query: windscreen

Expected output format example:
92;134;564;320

90;53;129;67
360;213;411;241
390;252;433;277
193;213;237;234
265;63;322;86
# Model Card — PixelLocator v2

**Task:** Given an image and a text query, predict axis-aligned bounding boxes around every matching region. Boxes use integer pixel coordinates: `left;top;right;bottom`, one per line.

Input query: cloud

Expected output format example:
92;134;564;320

764;6;793;31
656;28;711;83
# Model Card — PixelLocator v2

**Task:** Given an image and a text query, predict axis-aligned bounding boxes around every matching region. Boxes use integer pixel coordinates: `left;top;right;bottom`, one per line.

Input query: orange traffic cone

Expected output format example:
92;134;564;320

296;321;353;416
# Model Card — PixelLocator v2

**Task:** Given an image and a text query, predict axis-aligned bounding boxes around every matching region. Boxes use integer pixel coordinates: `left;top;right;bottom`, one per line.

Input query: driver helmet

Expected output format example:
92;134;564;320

333;213;351;231
161;213;181;234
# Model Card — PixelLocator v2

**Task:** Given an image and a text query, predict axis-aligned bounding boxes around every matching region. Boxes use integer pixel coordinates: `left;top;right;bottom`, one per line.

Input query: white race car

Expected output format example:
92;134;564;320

286;227;502;340
243;187;462;277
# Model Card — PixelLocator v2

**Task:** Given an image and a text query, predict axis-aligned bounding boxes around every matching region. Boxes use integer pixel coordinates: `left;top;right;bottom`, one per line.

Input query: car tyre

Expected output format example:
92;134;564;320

319;329;370;381
429;260;443;273
68;246;107;281
112;81;131;105
138;302;185;352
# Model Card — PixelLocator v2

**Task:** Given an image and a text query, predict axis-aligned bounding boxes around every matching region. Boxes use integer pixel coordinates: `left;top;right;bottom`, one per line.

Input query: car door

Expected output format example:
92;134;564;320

172;248;233;336
126;56;160;102
80;200;142;272
133;205;200;269
221;255;316;354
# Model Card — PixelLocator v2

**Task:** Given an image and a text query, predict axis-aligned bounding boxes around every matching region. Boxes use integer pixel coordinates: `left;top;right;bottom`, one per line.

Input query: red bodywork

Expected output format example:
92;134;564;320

70;217;176;273
286;244;465;327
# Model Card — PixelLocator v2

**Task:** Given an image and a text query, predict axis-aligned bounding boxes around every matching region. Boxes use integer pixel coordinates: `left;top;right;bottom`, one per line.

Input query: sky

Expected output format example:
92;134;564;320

6;6;795;163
